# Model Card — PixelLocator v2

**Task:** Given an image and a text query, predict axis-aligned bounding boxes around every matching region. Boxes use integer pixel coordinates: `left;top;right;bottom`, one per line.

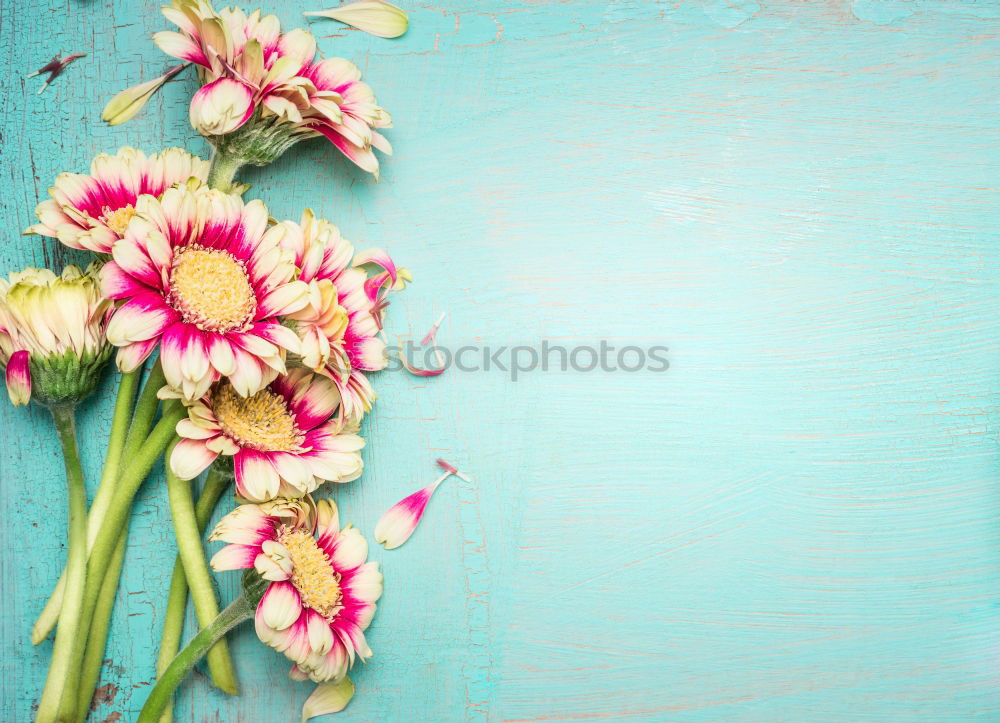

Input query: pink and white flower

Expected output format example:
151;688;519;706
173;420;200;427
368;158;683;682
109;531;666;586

169;367;364;502
101;183;309;400
274;210;407;422
210;498;382;683
132;0;393;175
24;147;210;254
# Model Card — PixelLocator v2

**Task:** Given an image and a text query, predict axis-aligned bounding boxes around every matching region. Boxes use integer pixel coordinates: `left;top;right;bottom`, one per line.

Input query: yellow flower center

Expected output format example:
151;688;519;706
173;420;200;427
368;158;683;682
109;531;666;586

100;204;136;236
213;383;303;452
279;528;343;620
167;245;256;332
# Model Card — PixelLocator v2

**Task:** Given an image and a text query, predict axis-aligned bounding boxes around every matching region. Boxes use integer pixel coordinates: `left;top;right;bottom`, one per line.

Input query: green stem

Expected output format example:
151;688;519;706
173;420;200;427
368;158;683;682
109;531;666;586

35;407;87;723
165;456;238;695
32;367;142;645
60;401;185;723
138;595;255;723
155;565;186;723
75;362;167;721
120;361;166;466
157;463;232;723
206;148;243;192
74;526;127;722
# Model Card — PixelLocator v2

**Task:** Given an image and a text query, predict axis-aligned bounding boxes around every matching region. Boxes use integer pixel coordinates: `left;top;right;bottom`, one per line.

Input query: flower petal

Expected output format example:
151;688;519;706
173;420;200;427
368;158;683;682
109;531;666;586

102;64;189;126
235;449;281;502
190;78;255;136
105;292;177;345
210;504;275;545
210;543;259;571
169;437;220;480
327;526;368;571
259;580;303;631
5;350;31;407
301;677;354;722
304;0;408;38
374;485;437;550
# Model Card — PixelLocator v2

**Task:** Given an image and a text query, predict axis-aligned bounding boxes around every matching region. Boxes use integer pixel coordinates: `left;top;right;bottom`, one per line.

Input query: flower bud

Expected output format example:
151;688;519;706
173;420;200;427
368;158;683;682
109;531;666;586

0;264;113;408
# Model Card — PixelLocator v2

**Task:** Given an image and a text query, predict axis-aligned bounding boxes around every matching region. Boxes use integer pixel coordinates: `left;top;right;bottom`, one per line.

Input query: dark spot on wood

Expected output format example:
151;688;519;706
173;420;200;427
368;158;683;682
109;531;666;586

89;683;117;711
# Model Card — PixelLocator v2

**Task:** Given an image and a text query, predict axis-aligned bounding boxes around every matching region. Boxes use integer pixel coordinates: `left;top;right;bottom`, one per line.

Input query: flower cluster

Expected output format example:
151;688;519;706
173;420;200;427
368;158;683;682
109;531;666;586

107;0;393;176
12;2;425;720
16;145;405;720
23;156;405;493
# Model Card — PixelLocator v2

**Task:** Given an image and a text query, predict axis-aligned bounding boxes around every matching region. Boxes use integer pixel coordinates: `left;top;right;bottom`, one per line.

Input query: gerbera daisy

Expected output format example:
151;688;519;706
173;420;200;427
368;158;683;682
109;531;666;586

24;147;209;254
154;0;325;164
109;1;393;177
275;209;407;422
168;367;364;502
101;182;308;399
209;498;382;683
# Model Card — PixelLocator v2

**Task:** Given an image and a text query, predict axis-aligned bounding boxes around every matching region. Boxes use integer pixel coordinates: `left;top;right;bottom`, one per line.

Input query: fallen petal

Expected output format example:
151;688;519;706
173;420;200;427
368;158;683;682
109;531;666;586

420;312;445;346
301;677;354;722
305;0;408;38
437;457;472;482
399;348;445;377
374;473;446;549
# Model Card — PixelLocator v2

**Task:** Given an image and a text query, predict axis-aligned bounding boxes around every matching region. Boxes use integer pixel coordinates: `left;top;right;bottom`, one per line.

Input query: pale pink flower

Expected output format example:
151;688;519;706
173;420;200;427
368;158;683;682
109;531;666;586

144;0;392;175
24;147;209;254
168;367;364;503
155;1;319;139
210;498;383;683
101;183;308;400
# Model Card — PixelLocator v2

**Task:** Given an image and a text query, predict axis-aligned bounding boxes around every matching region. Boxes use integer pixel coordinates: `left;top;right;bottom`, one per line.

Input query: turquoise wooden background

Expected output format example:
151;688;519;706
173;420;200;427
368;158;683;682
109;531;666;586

2;0;1000;720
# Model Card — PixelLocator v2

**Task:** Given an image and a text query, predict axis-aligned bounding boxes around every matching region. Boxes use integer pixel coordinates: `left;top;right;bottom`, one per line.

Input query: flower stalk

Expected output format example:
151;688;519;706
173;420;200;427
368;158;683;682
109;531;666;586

74;526;127;722
73;362;166;718
59;399;186;721
32;367;143;645
139;574;269;723
34;406;88;723
156;462;233;723
165;453;238;695
206;148;243;192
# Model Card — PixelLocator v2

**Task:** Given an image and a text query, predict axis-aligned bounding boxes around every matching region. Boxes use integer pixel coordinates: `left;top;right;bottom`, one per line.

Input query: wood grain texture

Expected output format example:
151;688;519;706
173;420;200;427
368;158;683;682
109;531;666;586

2;0;999;720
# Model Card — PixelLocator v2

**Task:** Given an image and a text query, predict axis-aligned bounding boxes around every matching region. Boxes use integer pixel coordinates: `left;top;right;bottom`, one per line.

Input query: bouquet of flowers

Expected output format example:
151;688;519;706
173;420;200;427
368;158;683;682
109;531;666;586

10;1;458;720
